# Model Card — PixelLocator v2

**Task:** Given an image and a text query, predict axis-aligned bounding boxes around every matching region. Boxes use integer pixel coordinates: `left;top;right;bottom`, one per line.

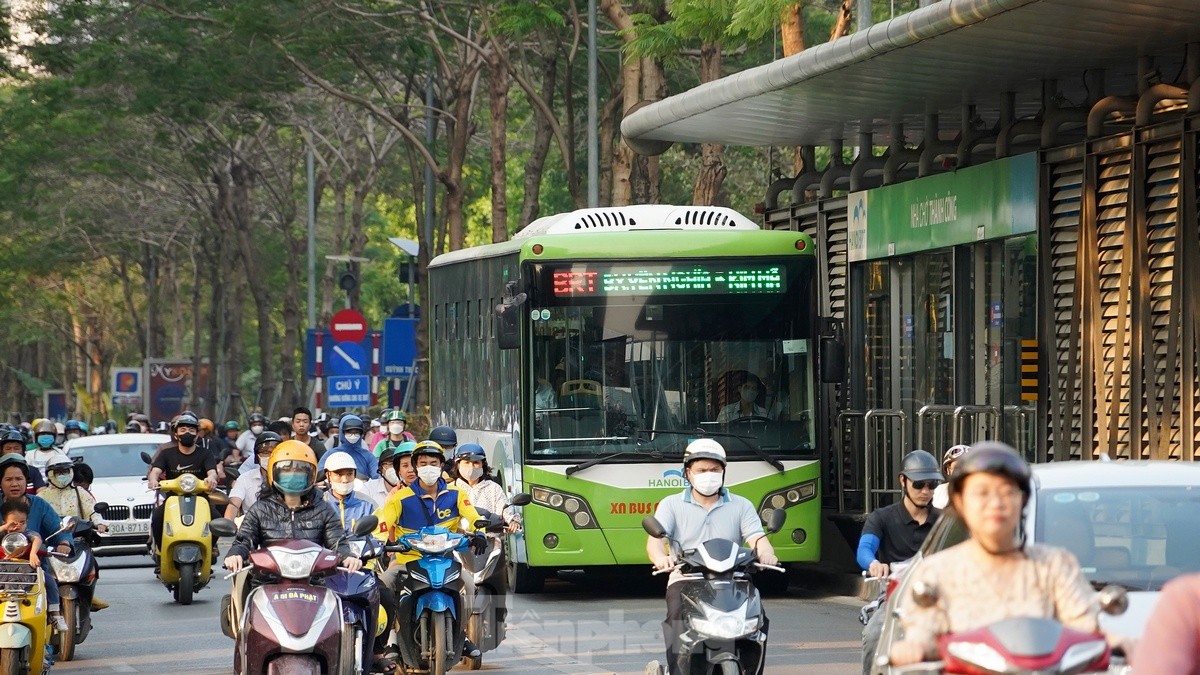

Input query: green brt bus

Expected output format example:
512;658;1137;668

428;205;823;592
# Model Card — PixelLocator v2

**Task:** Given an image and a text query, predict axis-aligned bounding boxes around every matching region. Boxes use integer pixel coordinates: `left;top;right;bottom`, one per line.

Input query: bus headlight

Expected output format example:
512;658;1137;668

529;485;599;530
758;479;817;524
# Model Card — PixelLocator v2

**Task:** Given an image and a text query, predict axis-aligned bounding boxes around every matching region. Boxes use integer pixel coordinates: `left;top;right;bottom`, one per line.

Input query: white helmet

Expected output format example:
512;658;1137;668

683;438;727;468
45;453;74;472
324;452;357;473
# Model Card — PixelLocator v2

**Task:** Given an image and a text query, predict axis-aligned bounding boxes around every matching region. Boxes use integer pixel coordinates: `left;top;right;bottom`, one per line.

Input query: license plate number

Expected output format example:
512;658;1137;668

106;521;149;535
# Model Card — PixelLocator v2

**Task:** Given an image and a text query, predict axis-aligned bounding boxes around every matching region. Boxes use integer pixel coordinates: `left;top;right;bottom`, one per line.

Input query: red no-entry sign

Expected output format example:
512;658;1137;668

330;309;368;343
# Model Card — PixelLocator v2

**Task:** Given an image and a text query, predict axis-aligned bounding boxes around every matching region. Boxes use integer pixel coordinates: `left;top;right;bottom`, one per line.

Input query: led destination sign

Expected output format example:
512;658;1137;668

550;264;785;297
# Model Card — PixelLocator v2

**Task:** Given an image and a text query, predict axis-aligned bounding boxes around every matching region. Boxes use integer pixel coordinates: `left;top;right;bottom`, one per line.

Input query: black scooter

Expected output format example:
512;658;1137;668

50;503;107;662
643;509;785;675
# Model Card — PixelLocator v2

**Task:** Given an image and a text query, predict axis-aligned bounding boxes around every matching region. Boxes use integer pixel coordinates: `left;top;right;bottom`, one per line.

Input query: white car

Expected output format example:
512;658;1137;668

870;459;1200;673
63;433;171;556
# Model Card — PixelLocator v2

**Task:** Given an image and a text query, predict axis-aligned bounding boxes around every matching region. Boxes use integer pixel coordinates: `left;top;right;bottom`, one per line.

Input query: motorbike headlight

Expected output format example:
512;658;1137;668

0;534;28;559
49;556;82;583
277;550;320;579
1060;639;1107;672
689;602;756;640
945;641;1011;673
180;474;198;493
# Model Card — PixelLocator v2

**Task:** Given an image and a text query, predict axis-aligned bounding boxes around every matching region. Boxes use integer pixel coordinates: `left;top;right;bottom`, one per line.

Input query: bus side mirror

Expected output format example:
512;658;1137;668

819;317;846;384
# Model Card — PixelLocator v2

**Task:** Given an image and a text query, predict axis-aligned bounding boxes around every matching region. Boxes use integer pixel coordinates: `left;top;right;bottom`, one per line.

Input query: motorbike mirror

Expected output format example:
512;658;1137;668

92;502;109;516
911;581;939;608
1098;584;1128;616
209;518;238;538
642;516;668;539
762;508;786;534
224;465;241;480
352;515;379;537
140;451;153;465
510;492;533;507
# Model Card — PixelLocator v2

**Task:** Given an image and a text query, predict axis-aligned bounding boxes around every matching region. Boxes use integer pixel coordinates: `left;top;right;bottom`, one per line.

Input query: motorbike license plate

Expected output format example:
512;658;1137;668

107;521;150;535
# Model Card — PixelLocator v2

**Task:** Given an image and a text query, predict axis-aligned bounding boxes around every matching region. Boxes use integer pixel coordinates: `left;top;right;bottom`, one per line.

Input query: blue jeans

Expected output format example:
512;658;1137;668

40;557;60;607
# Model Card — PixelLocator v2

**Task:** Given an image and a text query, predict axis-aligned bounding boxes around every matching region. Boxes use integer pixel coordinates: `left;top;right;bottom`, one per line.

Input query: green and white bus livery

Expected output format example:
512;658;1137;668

428;205;822;593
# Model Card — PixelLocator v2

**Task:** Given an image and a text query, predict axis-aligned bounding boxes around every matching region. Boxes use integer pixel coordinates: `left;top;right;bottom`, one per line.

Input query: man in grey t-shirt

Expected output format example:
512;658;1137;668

645;439;779;675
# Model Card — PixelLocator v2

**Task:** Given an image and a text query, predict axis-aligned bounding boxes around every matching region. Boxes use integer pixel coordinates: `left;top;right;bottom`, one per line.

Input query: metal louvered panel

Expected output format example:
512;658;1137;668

1143;138;1182;460
825;205;849;320
1092;151;1134;459
1047;159;1085;460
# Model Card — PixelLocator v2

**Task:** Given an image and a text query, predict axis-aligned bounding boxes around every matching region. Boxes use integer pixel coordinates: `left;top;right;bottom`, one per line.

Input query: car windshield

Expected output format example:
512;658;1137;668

527;257;817;463
72;443;162;478
1035;485;1200;591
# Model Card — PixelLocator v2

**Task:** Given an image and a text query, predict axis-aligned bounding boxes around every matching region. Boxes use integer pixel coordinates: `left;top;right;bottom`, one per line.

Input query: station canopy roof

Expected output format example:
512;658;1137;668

620;0;1200;149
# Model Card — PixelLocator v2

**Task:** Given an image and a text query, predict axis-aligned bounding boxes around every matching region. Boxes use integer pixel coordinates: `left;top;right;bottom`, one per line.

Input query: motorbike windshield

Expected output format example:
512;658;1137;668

527;257;817;464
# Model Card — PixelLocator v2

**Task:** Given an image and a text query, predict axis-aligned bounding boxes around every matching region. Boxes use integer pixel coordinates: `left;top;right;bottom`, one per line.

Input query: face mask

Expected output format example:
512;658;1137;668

343;432;362;445
36;435;55;449
330;480;355;497
382;467;400;486
416;465;442;486
460;465;483;482
275;472;310;495
250;425;264;436
50;472;72;489
388;423;405;435
66;433;81;441
690;472;724;497
740;389;758;403
178;432;197;447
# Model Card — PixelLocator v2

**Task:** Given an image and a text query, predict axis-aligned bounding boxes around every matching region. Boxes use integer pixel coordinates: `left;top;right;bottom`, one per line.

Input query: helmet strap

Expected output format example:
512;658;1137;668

900;476;930;512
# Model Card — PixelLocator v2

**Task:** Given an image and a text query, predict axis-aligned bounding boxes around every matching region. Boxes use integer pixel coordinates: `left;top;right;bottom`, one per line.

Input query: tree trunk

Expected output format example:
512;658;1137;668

518;51;558;227
602;0;639;206
189;246;204;415
206;235;223;419
831;0;853;41
782;4;806;57
692;43;727;206
488;49;510;242
442;63;481;252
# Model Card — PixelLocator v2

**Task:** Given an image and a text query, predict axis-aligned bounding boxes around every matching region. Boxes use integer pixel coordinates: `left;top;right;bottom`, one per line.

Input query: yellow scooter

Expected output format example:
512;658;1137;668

0;517;75;674
142;452;227;605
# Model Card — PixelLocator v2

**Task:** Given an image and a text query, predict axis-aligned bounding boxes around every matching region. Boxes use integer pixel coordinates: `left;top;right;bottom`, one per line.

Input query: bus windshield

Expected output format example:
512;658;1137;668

527;257;816;463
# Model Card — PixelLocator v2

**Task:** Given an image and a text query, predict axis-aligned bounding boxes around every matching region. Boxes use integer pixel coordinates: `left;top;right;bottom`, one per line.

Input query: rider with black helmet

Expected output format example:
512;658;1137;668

0;430;44;491
427;425;457;455
224;431;282;519
888;442;1100;667
147;412;220;552
858;449;943;674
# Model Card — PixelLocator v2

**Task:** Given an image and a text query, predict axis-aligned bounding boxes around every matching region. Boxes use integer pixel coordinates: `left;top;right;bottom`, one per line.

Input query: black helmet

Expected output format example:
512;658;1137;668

899;449;943;483
0;430;23;449
428;426;457;448
253;431;283;463
948;441;1031;503
0;455;29;481
172;412;200;431
248;413;268;426
125;421;142;433
341;415;365;434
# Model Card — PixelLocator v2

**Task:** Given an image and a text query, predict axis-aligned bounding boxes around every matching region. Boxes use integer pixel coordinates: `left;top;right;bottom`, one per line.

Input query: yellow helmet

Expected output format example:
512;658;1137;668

267;440;318;495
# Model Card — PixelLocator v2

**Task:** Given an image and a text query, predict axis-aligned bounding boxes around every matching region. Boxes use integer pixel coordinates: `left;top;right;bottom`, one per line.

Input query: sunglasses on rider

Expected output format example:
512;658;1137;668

910;480;940;491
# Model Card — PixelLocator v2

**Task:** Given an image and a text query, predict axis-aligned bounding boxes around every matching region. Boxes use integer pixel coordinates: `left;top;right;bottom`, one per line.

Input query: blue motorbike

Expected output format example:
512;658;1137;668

389;527;477;675
325;531;385;675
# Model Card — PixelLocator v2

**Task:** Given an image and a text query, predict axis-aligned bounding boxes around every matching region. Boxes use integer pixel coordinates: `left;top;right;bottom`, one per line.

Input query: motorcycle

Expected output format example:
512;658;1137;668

642;509;786;675
0;516;76;675
140;452;228;605
880;581;1128;675
455;493;532;670
210;516;379;675
324;528;387;675
389;525;484;675
48;506;107;662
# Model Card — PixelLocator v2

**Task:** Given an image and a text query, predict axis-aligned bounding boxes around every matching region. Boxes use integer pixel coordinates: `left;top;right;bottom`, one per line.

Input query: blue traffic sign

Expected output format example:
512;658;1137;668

327;376;371;407
328;341;368;376
382;318;418;378
304;330;377;378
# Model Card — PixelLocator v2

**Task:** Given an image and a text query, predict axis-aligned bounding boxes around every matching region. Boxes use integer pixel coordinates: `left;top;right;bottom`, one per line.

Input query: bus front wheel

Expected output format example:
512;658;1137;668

508;561;544;594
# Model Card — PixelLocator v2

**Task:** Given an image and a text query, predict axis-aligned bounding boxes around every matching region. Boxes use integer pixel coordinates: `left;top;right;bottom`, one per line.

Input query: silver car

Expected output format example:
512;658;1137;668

870;460;1200;674
63;433;171;556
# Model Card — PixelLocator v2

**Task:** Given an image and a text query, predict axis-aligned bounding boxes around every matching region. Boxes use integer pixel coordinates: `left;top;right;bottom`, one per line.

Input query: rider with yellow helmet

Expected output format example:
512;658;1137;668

223;440;360;573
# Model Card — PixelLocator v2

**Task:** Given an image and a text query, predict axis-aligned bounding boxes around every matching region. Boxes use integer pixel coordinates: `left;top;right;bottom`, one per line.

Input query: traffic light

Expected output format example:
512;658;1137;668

338;265;358;292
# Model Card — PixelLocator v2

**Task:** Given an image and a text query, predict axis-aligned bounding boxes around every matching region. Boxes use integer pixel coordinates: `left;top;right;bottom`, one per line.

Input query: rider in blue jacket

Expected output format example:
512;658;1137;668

317;415;378;482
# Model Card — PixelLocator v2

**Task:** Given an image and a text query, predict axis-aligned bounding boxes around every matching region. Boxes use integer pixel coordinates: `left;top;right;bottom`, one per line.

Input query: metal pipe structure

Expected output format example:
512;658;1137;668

587;0;599;207
790;146;822;205
917;113;958;176
819;138;852;198
849;131;888;192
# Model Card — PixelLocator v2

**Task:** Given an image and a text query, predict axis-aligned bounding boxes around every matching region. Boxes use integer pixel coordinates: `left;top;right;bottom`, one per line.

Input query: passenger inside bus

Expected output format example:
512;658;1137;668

714;371;770;423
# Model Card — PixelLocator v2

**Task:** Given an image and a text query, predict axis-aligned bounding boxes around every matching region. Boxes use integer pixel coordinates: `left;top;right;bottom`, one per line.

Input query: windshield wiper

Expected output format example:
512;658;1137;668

565;449;663;477
641;428;785;473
